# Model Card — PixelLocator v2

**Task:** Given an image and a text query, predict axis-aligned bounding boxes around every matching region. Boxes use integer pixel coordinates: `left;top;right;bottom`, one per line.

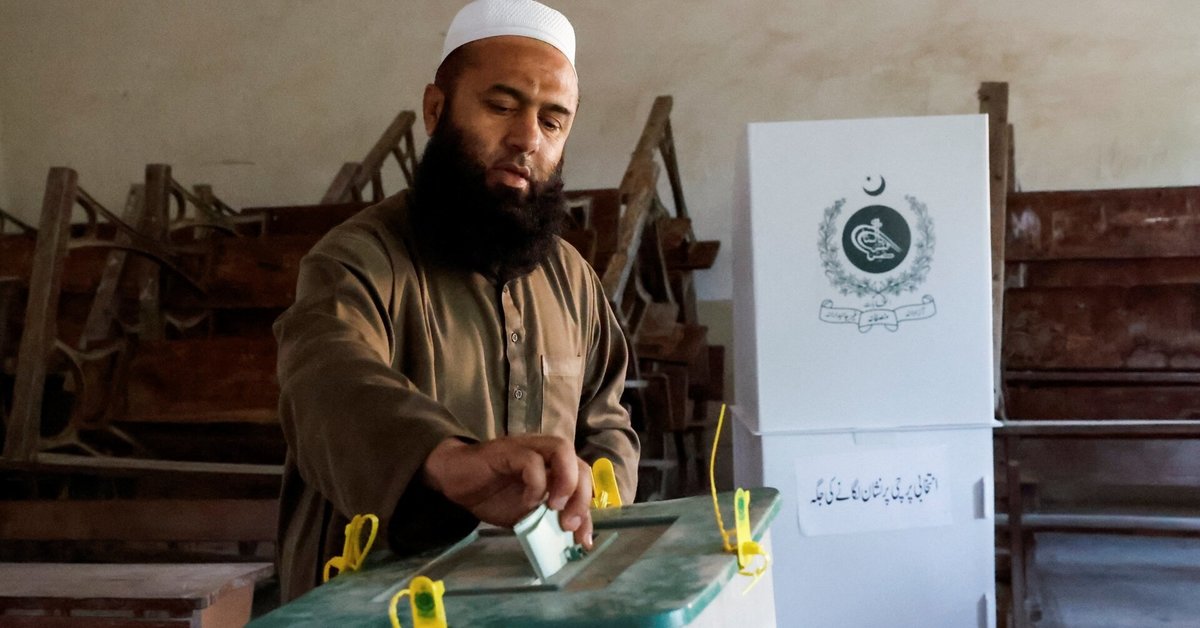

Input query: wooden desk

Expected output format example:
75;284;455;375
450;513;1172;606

0;562;273;627
996;419;1200;628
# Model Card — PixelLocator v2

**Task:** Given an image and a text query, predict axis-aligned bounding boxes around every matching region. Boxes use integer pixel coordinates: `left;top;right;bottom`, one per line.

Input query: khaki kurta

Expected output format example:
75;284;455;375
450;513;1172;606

273;192;639;600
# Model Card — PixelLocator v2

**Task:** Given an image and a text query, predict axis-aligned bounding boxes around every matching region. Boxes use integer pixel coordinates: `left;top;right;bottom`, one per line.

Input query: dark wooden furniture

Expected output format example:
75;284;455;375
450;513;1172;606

0;166;293;569
1;456;277;626
562;96;725;498
0;111;415;621
0;562;273;627
3;168;194;460
979;81;1013;418
1004;185;1200;421
0;161;371;464
996;420;1200;626
320;110;419;204
990;86;1200;625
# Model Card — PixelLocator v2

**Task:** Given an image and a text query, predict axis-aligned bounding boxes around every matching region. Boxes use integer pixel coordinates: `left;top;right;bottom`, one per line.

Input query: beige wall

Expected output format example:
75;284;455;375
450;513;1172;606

0;105;8;213
1;1;1198;302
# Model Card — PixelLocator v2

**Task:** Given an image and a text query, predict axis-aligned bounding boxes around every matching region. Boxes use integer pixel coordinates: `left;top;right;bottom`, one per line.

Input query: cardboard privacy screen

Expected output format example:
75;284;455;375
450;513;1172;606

733;114;993;433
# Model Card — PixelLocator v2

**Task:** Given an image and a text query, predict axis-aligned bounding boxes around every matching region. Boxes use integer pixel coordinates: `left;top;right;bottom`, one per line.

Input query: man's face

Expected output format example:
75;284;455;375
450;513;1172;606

424;36;578;200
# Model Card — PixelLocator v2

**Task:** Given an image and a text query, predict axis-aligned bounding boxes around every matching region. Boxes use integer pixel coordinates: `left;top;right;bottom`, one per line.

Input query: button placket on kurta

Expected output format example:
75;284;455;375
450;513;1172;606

501;282;529;435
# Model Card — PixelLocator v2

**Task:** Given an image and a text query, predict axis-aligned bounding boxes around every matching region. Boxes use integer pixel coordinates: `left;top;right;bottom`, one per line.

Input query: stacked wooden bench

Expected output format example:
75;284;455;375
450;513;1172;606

0;110;416;625
2;107;417;464
996;183;1200;625
967;82;1200;626
0;168;279;626
125;110;420;456
561;96;726;499
1;206;38;407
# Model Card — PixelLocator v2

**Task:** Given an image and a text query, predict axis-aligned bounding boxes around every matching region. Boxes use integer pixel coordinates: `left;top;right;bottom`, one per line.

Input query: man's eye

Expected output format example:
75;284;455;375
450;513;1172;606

540;118;562;132
488;102;515;114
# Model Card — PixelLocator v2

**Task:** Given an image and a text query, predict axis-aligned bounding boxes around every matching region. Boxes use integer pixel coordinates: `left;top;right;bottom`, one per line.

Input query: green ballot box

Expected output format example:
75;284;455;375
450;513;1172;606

251;488;780;627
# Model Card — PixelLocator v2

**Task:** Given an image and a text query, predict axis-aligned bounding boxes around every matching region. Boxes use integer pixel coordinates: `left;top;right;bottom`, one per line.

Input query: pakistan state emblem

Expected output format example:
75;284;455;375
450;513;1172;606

817;175;936;332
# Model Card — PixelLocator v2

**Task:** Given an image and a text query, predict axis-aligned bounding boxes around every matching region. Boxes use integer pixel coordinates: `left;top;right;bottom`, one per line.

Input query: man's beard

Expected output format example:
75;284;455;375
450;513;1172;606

409;120;568;282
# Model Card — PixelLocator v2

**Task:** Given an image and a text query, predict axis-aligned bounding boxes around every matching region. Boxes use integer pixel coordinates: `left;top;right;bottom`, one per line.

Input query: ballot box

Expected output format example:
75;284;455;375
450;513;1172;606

732;115;997;627
250;489;780;627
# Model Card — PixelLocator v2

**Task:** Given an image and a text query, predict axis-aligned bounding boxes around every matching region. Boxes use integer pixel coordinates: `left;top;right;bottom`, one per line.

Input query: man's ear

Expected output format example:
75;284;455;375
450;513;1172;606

423;84;445;137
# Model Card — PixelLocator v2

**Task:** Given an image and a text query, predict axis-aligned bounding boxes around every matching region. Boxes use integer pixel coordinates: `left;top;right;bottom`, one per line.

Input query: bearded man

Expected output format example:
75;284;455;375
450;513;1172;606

273;0;640;601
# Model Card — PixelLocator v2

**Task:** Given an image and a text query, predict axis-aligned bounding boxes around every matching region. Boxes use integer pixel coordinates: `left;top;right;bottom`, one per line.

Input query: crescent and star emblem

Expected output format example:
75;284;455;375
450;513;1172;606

863;175;886;196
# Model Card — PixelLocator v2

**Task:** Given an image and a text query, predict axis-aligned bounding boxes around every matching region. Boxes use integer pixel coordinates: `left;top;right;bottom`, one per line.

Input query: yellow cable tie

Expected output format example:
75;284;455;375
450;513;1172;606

388;588;410;628
389;576;447;628
709;404;735;552
591;457;622;509
322;513;379;583
734;488;772;594
710;406;773;594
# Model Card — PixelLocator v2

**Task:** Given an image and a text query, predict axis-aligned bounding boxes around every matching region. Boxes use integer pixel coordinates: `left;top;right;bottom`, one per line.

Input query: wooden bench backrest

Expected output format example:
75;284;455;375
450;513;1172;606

124;337;279;424
238;201;368;236
1003;186;1200;420
1013;438;1200;488
164;234;320;312
999;186;1200;525
1007;187;1200;261
0;498;277;542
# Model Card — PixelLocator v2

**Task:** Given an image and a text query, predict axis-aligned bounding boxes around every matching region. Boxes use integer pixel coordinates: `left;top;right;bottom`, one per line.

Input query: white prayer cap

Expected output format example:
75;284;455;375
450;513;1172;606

441;0;576;68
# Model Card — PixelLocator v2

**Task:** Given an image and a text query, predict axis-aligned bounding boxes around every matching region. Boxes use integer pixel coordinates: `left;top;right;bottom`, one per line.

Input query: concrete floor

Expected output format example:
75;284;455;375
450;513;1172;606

1026;533;1200;628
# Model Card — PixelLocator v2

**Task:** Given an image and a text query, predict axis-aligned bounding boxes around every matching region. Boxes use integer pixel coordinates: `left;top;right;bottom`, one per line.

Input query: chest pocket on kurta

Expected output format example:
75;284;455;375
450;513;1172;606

539;354;583;439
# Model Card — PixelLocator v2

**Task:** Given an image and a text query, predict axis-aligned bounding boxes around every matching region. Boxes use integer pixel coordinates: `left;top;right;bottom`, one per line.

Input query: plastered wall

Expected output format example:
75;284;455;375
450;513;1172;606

1;0;1198;302
0;106;9;213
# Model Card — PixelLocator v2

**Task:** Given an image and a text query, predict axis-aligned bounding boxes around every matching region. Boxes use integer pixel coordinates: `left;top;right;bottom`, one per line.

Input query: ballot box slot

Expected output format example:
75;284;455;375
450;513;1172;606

372;515;677;599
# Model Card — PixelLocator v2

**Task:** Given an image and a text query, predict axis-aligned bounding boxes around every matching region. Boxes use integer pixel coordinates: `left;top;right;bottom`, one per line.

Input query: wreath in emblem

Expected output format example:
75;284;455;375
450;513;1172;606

818;195;935;303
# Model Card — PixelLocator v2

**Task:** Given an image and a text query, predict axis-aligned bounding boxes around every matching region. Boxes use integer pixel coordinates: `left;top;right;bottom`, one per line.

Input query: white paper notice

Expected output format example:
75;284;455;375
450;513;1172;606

795;445;953;536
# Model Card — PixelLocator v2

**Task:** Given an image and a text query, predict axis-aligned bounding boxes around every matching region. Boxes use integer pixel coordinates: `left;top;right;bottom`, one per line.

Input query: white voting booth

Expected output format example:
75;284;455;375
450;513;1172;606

732;115;997;627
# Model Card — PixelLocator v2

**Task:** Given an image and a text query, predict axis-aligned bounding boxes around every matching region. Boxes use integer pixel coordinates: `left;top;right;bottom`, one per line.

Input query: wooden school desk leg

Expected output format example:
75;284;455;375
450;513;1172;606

1005;433;1027;628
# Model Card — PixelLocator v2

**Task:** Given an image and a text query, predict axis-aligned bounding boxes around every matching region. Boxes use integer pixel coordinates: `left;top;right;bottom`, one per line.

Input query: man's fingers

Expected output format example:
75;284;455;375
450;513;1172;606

574;513;594;550
498;445;548;509
560;458;594;550
477;434;588;516
544;442;578;511
503;434;578;511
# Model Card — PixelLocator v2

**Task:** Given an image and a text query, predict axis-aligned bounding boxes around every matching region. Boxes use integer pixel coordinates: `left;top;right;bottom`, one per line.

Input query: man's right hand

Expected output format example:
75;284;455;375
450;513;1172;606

421;435;594;549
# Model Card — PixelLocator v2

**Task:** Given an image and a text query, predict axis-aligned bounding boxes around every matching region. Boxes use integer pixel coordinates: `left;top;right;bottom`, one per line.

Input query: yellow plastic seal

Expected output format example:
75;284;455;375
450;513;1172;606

322;513;379;583
709;405;772;594
389;576;448;628
734;488;770;592
591;457;623;509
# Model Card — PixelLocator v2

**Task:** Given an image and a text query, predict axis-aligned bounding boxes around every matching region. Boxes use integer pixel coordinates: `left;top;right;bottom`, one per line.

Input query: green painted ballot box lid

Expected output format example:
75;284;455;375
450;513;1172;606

251;487;780;627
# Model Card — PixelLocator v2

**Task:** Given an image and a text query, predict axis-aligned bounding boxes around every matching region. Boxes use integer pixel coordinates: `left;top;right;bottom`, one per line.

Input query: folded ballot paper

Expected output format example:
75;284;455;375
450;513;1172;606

512;503;585;580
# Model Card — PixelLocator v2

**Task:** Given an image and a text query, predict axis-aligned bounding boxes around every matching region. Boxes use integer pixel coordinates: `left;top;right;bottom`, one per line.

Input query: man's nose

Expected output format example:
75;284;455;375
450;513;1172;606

505;109;541;155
